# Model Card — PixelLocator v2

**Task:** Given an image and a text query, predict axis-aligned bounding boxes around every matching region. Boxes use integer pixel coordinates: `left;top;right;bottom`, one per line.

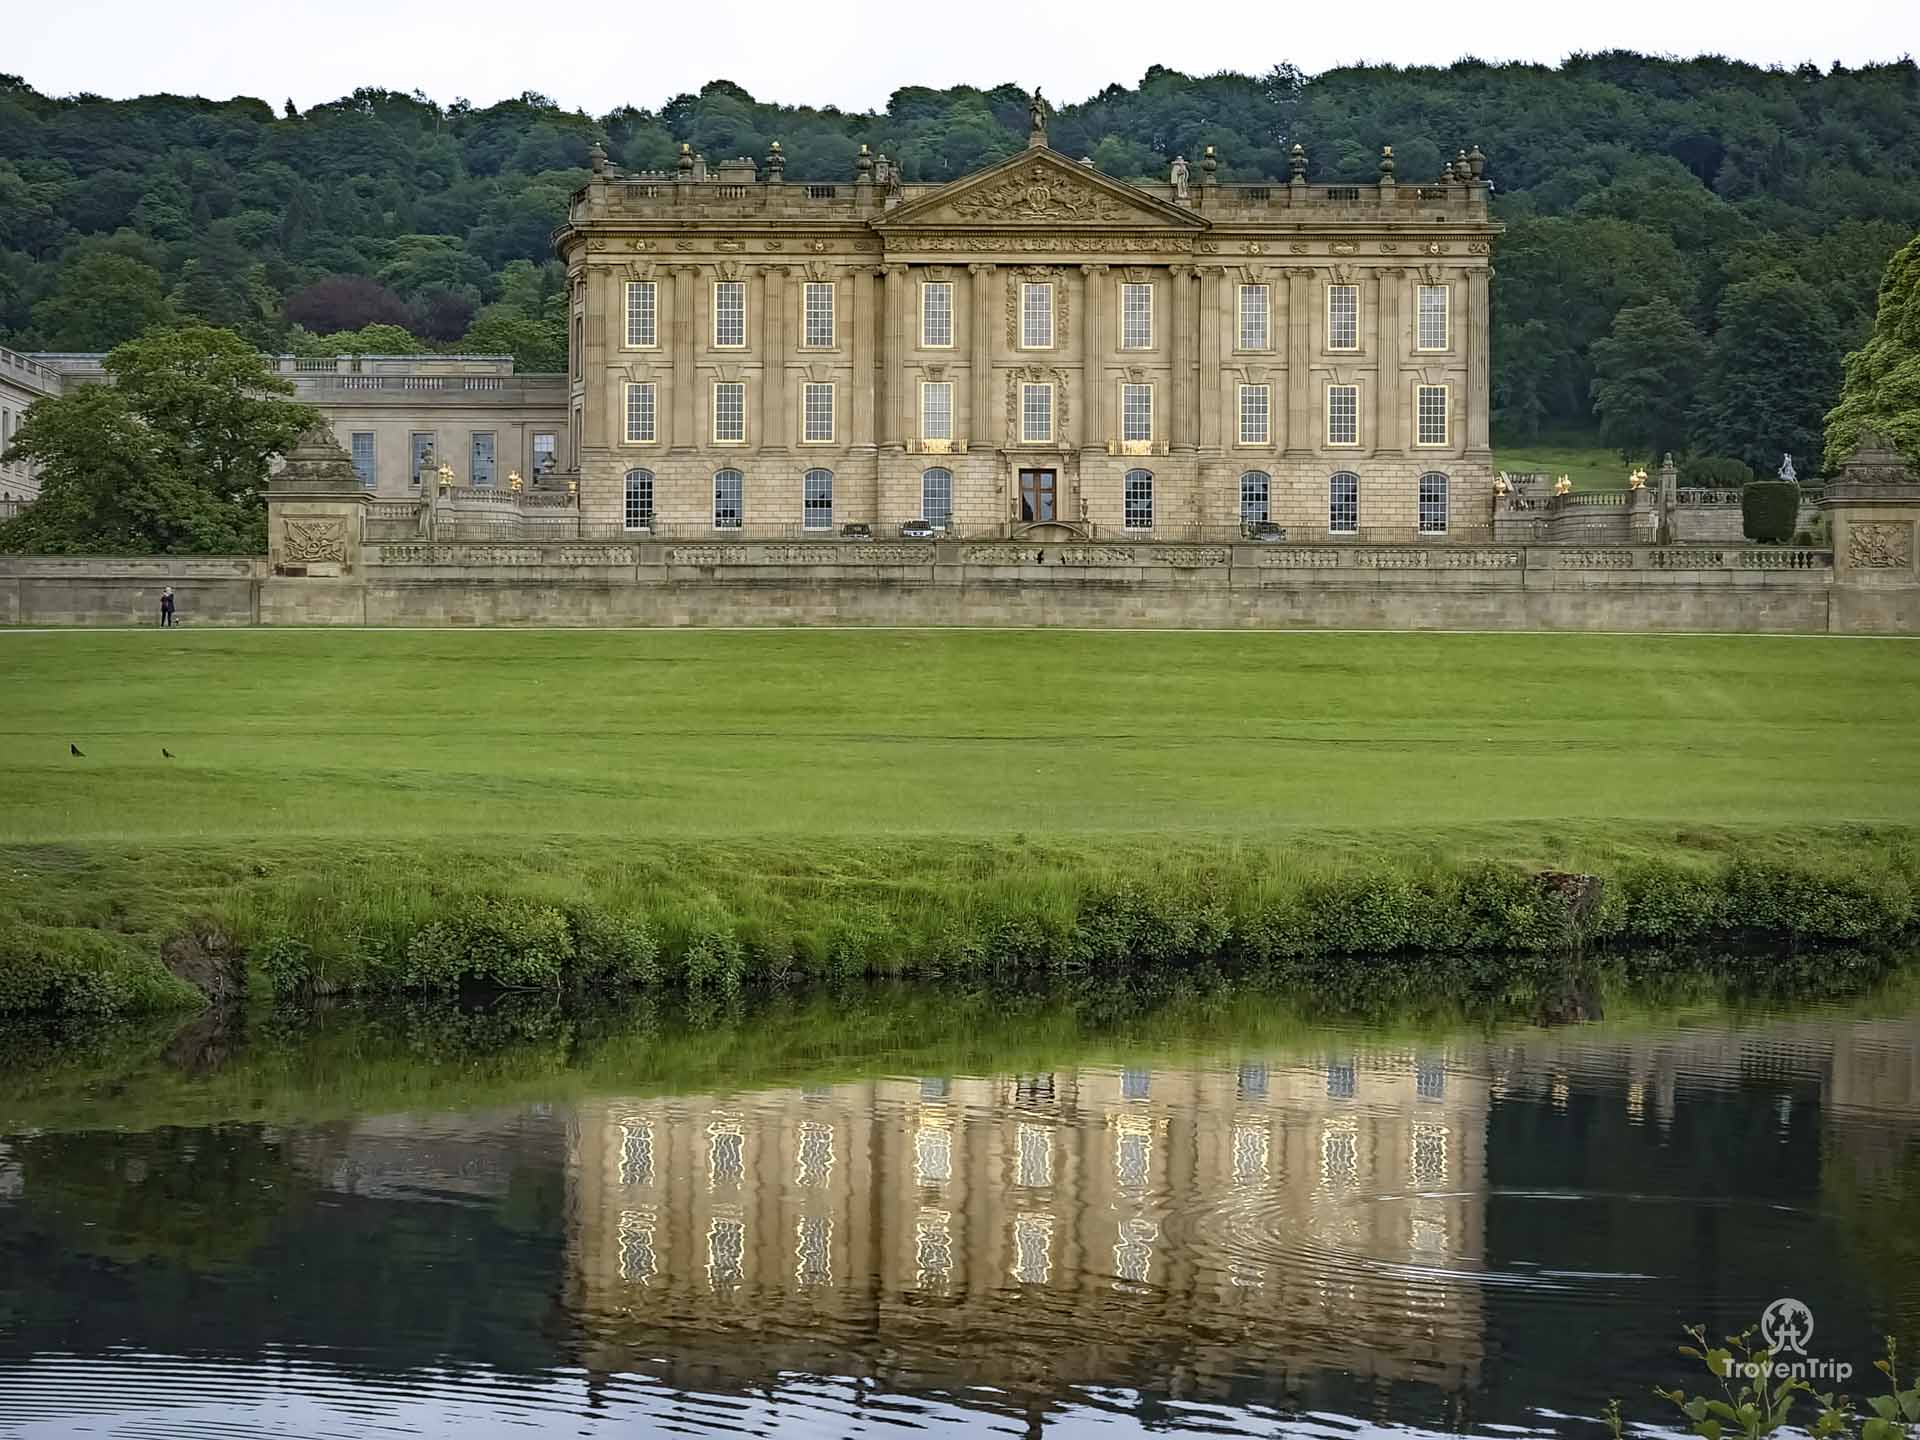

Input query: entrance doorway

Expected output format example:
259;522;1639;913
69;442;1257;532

1018;469;1057;523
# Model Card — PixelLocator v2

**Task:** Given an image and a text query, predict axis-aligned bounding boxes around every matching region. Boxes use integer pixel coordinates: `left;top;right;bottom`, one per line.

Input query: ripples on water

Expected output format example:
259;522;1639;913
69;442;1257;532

1;981;1917;1438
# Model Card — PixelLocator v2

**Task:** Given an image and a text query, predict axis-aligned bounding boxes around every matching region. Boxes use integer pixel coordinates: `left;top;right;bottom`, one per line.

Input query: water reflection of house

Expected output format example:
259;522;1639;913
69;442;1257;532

567;1054;1490;1410
287;1106;563;1202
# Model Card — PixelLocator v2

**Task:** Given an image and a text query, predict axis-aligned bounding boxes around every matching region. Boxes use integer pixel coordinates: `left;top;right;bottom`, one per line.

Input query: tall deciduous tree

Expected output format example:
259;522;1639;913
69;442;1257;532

27;252;175;350
0;326;317;554
1823;231;1920;470
1691;272;1843;474
1589;297;1709;461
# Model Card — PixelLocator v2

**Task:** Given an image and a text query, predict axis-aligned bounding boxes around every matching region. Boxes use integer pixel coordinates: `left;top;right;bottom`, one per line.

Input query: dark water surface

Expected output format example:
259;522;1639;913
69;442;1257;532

2;972;1918;1438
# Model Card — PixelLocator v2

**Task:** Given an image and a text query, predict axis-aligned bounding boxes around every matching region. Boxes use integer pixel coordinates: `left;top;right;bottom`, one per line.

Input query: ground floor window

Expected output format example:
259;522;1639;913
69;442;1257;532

922;467;953;528
1240;470;1270;524
714;468;743;529
624;468;654;531
1329;471;1359;534
803;467;834;530
350;431;375;489
532;431;557;478
409;433;436;488
1124;468;1154;529
1418;471;1448;534
470;432;496;488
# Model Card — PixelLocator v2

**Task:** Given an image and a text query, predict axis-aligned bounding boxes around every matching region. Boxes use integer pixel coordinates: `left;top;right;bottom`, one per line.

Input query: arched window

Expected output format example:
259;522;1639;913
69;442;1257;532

624;468;655;531
1240;471;1271;525
1123;469;1154;530
1418;471;1449;534
803;468;834;531
1328;471;1359;535
713;468;744;530
922;467;953;529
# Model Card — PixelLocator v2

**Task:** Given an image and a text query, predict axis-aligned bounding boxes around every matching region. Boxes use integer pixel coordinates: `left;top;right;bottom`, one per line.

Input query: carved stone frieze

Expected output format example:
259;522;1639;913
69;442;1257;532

1849;522;1913;569
282;517;348;564
963;545;1042;565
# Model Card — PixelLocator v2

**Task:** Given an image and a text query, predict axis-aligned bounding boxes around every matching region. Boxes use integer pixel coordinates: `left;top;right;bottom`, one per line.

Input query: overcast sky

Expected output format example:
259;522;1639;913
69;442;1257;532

10;0;1915;114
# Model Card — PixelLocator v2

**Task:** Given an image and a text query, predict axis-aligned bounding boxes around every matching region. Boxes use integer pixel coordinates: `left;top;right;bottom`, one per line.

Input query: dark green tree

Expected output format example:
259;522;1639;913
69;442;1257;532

1589;297;1709;460
1691;271;1843;474
28;252;175;350
1823;230;1920;470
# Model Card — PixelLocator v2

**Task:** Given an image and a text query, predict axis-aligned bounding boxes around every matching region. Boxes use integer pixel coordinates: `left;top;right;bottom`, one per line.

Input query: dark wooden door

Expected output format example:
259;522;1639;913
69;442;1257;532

1019;469;1057;522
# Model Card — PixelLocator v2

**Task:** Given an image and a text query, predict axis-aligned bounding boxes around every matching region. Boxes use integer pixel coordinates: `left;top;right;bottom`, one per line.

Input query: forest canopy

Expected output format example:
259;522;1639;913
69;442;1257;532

2;55;1916;459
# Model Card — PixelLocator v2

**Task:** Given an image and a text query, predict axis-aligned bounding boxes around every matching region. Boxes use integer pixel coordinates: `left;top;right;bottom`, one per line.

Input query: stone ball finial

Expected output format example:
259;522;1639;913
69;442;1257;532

1288;143;1307;180
1201;145;1217;180
677;143;694;175
855;143;874;179
1379;144;1395;178
1467;143;1486;180
766;139;785;179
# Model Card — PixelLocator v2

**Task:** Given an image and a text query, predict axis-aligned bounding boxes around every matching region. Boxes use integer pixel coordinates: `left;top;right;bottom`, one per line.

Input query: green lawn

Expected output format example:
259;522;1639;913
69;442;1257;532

2;628;1917;843
1493;430;1641;490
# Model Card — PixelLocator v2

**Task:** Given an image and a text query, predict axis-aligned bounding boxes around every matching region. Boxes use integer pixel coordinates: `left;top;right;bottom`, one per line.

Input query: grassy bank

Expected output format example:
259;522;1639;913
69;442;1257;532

3;630;1918;1015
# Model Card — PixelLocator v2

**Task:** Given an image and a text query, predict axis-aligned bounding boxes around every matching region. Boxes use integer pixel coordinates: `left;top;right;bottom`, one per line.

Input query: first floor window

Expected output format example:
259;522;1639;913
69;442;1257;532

1419;471;1448;533
1417;283;1450;351
714;281;746;347
803;467;834;529
1327;385;1359;446
1121;282;1153;349
626;281;657;348
1123;469;1154;529
713;382;745;443
1238;384;1270;445
1240;470;1270;524
921;381;953;441
803;382;835;443
1417;385;1449;446
470;432;496;487
532;432;556;477
1327;284;1359;350
1021;383;1052;443
1121;382;1152;443
1329;471;1359;534
350;431;375;488
624;468;654;530
1021;282;1054;348
803;281;834;347
625;383;656;444
713;468;743;529
922;467;953;528
1238;284;1270;350
921;281;953;347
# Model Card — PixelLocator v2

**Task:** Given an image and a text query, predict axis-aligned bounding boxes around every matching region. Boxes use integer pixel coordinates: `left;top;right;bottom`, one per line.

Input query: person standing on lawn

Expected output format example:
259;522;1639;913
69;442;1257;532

160;587;175;627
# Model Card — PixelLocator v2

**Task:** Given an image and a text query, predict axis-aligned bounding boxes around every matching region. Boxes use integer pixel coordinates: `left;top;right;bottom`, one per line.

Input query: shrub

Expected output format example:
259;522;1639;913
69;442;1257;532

401;895;574;991
0;925;200;1017
1679;455;1754;488
568;906;661;986
1742;480;1799;543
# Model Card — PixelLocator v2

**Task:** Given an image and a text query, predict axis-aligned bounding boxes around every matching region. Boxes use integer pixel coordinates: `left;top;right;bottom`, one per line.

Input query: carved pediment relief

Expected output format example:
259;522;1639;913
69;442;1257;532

879;150;1205;232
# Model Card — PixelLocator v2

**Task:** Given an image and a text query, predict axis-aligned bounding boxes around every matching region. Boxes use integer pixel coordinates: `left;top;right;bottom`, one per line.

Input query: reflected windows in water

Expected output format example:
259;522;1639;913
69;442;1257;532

1012;1212;1054;1284
1232;1122;1270;1185
707;1214;745;1290
796;1121;834;1187
1411;1121;1448;1189
618;1208;657;1285
1416;1058;1447;1100
1014;1072;1055;1107
915;1123;952;1185
1121;1067;1152;1101
1114;1123;1152;1189
1320;1121;1359;1188
618;1120;654;1186
1113;1216;1158;1286
919;1076;951;1101
1237;1062;1269;1099
708;1123;744;1188
794;1215;832;1288
1327;1060;1357;1099
914;1207;953;1288
1016;1122;1053;1188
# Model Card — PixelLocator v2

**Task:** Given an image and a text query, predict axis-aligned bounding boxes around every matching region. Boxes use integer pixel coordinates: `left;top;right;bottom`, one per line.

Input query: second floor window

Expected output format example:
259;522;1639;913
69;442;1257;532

626;281;656;347
625;383;655;443
470;432;495;487
1238;284;1269;349
1121;282;1152;348
803;281;834;347
921;281;953;347
350;432;375;488
714;281;746;348
713;382;745;443
1021;282;1053;348
1327;284;1359;350
1327;384;1359;446
1121;383;1152;443
803;382;834;443
921;381;952;441
410;432;435;488
1417;284;1450;350
1239;384;1270;445
1417;385;1449;445
1021;383;1052;442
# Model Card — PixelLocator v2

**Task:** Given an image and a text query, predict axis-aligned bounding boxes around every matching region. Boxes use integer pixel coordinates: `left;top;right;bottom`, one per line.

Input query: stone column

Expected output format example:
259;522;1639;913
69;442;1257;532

968;263;995;449
1169;264;1196;452
670;265;698;450
1285;267;1313;454
1466;266;1492;457
1375;267;1402;453
583;263;612;457
761;264;788;451
1198;265;1225;452
1080;263;1109;455
851;266;877;450
881;263;909;449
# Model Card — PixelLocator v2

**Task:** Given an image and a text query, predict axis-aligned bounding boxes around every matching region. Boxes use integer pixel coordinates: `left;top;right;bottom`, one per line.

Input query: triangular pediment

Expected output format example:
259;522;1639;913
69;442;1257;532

878;148;1206;231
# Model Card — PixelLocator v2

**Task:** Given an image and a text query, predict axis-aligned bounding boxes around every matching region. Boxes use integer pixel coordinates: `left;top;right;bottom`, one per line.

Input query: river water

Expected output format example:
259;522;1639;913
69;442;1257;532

1;971;1917;1438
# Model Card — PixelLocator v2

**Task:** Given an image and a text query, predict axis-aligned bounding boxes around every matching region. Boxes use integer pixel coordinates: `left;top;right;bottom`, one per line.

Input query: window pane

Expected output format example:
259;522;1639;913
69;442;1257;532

1121;283;1152;349
1327;285;1359;350
1240;471;1270;523
714;282;745;347
714;382;745;442
1417;284;1449;350
1021;283;1053;348
1239;285;1269;349
922;467;953;527
1328;385;1358;446
627;282;657;347
713;468;743;528
532;433;556;476
1124;468;1153;528
470;432;495;487
350;432;375;488
1419;471;1448;533
1417;385;1448;446
804;282;834;347
626;383;655;443
624;468;654;529
922;282;953;347
1239;385;1270;445
921;382;952;440
1329;471;1359;533
410;434;435;487
1121;383;1152;442
803;467;834;529
1021;383;1052;442
804;382;834;442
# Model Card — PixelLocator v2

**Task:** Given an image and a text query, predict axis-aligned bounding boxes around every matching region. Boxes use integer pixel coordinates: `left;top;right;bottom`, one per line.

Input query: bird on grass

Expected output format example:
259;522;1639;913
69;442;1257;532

162;748;175;759
69;743;84;757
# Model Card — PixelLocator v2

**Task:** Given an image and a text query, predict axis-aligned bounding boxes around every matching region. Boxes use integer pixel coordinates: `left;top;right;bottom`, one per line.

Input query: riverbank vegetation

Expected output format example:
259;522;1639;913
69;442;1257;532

2;630;1918;1017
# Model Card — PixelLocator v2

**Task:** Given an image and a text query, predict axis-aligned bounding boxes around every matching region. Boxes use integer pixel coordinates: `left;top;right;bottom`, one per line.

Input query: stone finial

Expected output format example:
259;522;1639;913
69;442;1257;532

1079;155;1095;167
1201;145;1218;187
1379;144;1395;179
855;143;874;183
1467;144;1486;180
676;143;694;177
766;139;784;182
589;142;608;176
1453;149;1471;181
271;424;360;493
1288;143;1307;181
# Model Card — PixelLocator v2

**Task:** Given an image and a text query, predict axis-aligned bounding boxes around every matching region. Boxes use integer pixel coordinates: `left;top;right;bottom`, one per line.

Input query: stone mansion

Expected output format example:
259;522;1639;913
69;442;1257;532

557;106;1499;541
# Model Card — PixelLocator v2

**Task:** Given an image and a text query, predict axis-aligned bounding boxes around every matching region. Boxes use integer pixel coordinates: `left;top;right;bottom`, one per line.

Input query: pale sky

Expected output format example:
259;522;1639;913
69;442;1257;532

10;0;1915;114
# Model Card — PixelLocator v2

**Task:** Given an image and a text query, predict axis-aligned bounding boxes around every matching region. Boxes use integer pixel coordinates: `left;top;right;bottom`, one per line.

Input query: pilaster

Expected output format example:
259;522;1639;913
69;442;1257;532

968;264;995;450
1375;267;1403;454
1169;264;1196;453
1198;264;1225;453
882;263;910;450
762;264;788;452
1080;263;1109;455
1466;267;1492;456
1285;267;1313;455
670;265;698;450
851;266;877;451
